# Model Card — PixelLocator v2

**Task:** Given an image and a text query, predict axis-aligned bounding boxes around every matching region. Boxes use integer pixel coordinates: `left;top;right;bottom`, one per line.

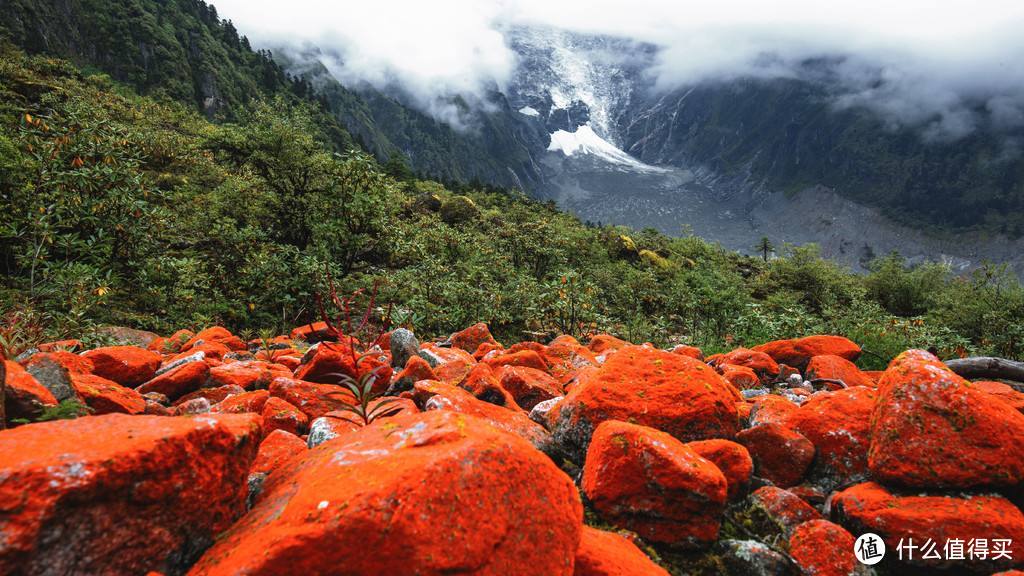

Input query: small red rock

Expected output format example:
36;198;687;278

137;361;209;401
497;365;563;410
2;360;58;420
211;390;270;414
788;520;858;576
687;439;753;500
70;373;146;415
448;322;499;353
736;423;815;488
805;354;874;388
268;377;356;420
260;396;309;435
574;526;668;576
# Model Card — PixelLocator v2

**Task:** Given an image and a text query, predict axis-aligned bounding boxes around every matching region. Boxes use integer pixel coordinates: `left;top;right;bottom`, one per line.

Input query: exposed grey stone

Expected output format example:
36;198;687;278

529;396;563;428
715;539;795;576
307;417;340;448
155;351;205;376
389;328;420;369
24;357;76;402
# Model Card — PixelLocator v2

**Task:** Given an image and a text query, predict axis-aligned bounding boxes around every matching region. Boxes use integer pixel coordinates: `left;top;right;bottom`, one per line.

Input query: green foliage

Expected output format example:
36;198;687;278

2;47;1023;366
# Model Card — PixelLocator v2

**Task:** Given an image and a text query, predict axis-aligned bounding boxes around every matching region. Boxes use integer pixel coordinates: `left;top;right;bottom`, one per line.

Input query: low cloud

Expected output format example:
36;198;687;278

211;0;1024;140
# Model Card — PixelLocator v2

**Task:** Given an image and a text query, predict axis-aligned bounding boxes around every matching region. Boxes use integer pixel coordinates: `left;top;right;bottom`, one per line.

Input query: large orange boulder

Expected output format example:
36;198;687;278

582;420;728;547
457;363;521;409
869;350;1024;489
188;411;582;576
81;345;162;387
70;373;146;415
2;360;58;421
419;343;477;384
786;386;876;487
788;520;858;576
805;354;874;388
748;394;799;427
753;335;861;369
833;482;1024;572
574;526;668;576
552;345;738;461
0;413;260;575
136;361;209;401
586;334;630;356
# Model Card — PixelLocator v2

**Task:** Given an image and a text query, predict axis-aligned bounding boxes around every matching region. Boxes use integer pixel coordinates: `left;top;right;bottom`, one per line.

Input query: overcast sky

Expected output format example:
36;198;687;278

211;0;1024;139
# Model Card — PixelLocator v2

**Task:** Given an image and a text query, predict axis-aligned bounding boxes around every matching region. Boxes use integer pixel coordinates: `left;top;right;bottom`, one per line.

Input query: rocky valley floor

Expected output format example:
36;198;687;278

2;323;1024;575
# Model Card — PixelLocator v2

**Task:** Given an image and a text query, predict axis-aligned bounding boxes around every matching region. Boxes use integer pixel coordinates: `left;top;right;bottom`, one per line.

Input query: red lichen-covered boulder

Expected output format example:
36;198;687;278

457;363;521;409
788;520;858;576
36;339;82;353
0;413;260;575
687;439;753;500
211;390;270;415
292;343;358;384
713;348;780;382
169;341;231;363
869;349;1024;489
753;335;861;369
260;396;309;436
785;386;876;486
582;420;728;547
748;486;822;535
574;526;669;576
388;354;438;393
420;343;477;384
718;364;761;390
669;344;704;360
81;345;162;387
447;322;499;353
833;482;1024;572
267;377;357;421
180;326;246;352
413;380;550;449
472;341;504;361
544;336;599;384
973;380;1024;414
748;394;799;427
289;321;336;343
70;373;146;415
552;345;739;461
586;334;631;356
173;384;245;407
249;429;307;479
736;423;815;488
497;365;563;411
484;349;549;373
2;360;58;421
208;361;291;390
805;354;874;388
188;411;583;576
136;361;209;401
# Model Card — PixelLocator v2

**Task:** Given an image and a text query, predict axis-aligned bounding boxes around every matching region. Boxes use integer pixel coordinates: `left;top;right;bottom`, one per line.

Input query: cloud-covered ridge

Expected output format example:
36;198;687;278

211;0;1024;140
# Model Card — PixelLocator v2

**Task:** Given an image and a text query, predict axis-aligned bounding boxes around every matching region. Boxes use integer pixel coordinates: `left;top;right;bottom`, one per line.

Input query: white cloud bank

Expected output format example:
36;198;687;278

211;0;1024;139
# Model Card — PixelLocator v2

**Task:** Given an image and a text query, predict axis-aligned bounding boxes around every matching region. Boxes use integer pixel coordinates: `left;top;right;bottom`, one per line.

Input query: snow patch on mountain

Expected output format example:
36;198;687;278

547;125;666;172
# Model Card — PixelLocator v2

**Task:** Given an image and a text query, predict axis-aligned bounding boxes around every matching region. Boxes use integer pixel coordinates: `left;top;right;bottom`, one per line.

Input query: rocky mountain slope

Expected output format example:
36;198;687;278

3;322;1023;574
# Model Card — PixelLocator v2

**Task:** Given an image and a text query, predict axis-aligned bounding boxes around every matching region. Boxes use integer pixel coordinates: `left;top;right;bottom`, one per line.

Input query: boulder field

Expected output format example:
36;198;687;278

0;322;1021;575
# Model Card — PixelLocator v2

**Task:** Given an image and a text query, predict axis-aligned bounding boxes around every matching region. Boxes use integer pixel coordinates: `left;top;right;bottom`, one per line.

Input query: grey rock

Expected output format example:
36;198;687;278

155;351;205;376
417;349;443;368
529;396;563;428
24;357;76;402
741;388;769;400
177;397;211;415
307;417;339;448
389;328;420;369
786;373;804;387
715;539;795;576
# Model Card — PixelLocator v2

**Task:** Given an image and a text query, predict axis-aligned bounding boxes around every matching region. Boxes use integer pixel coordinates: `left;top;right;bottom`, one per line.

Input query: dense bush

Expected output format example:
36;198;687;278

2;47;1023;369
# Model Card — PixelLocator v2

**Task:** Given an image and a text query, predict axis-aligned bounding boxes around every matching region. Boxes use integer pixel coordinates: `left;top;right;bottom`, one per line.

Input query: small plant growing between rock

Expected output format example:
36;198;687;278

325;362;403;426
